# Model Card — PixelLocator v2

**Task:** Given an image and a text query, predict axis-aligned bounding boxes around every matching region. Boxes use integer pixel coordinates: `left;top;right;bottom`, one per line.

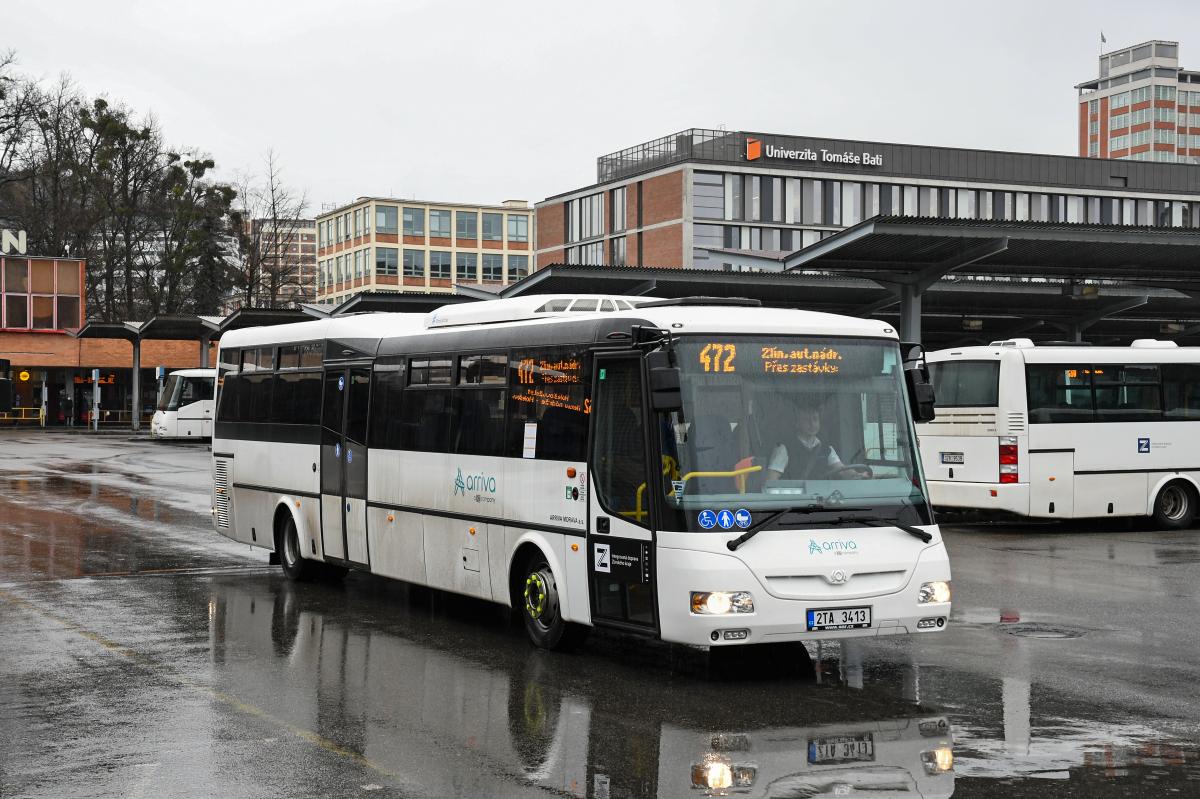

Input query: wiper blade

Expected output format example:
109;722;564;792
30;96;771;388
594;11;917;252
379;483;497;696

829;515;933;543
725;505;873;552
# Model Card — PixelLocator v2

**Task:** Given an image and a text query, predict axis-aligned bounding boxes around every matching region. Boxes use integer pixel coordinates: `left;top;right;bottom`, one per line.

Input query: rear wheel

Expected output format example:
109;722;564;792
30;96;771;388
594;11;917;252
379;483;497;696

1153;481;1197;530
519;557;588;651
278;515;319;581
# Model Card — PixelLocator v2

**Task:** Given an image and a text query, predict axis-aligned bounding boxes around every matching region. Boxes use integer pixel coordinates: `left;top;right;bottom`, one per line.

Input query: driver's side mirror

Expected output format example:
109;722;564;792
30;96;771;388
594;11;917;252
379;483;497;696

900;341;936;423
645;350;682;413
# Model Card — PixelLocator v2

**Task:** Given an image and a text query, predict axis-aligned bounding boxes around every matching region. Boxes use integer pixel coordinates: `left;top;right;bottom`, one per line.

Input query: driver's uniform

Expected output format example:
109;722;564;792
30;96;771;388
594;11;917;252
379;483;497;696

767;437;846;480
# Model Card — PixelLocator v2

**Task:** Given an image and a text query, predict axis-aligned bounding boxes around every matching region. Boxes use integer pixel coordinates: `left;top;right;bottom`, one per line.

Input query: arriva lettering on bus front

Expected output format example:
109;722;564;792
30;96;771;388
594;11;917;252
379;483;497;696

209;294;951;654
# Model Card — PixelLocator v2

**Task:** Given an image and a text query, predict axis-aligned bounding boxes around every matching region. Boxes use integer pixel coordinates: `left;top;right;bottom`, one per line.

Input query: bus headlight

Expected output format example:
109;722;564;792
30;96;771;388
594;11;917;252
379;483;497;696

691;591;754;615
920;746;954;774
918;581;952;604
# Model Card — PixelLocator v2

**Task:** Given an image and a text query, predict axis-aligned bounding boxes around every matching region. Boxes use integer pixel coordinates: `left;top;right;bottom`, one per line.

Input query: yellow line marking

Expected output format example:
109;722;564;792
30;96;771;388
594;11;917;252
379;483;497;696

0;587;401;780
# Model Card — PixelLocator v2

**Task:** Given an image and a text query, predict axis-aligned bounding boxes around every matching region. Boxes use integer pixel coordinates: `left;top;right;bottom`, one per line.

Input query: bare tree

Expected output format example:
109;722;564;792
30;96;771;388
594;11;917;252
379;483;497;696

230;151;311;309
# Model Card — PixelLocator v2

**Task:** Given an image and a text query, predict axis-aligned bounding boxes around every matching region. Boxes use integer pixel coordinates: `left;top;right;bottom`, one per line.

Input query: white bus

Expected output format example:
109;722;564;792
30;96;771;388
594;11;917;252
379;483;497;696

919;338;1200;528
151;368;215;439
211;295;951;650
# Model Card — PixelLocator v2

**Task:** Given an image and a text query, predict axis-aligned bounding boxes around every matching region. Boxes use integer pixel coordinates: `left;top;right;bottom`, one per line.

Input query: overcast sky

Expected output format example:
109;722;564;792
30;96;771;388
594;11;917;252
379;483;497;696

7;0;1200;214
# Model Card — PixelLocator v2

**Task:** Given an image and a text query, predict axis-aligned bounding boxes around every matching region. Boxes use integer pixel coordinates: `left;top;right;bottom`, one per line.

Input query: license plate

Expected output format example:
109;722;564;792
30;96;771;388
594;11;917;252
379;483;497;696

808;733;875;765
940;451;964;464
807;606;872;631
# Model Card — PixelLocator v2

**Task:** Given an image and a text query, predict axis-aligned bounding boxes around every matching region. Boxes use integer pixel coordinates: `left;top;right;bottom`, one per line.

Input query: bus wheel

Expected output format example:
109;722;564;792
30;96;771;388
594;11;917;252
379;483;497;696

519;558;587;651
1153;481;1197;530
278;515;318;581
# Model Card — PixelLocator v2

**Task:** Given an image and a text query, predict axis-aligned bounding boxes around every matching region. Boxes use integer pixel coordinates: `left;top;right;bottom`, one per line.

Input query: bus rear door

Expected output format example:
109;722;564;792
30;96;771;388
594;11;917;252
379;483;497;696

587;353;658;633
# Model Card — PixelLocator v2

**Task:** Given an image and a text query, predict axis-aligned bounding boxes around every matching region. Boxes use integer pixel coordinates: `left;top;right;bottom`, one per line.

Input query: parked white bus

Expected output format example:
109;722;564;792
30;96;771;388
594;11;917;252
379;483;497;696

919;338;1200;528
151;368;215;440
211;296;951;650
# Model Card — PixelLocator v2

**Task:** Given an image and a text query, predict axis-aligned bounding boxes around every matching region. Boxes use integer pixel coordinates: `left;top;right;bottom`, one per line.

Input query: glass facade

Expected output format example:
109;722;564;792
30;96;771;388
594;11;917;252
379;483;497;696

1;258;82;331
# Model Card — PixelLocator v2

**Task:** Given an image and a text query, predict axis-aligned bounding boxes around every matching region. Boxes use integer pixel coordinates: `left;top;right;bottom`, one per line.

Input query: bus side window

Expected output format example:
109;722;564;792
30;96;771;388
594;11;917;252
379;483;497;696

1164;363;1200;420
507;346;589;461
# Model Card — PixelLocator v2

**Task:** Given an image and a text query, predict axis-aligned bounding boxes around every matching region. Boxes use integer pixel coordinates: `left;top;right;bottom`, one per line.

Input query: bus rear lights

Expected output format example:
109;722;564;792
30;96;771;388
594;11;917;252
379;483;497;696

918;581;951;604
691;591;754;615
999;436;1019;483
917;617;946;629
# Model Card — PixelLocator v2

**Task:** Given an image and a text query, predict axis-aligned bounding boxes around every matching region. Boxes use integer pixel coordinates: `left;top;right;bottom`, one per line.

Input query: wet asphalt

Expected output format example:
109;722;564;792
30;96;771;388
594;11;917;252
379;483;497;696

1;431;1199;798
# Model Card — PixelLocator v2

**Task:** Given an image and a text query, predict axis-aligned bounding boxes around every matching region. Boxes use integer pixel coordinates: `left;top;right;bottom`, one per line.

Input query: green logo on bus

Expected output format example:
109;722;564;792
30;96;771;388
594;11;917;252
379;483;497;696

453;468;466;496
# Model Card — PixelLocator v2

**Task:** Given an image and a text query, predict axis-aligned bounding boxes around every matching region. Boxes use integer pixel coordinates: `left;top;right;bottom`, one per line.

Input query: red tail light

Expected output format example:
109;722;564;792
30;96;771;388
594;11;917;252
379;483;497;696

999;472;1018;484
999;445;1018;465
998;436;1019;484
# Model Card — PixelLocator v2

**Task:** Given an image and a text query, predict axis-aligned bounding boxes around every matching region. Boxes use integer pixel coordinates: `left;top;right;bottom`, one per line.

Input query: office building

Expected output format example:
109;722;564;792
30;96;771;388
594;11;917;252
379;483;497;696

315;199;533;304
535;128;1200;271
1076;40;1200;163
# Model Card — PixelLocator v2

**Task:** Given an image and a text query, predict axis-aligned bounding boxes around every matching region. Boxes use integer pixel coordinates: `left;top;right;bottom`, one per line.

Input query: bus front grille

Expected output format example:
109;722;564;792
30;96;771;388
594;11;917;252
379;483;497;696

214;459;231;529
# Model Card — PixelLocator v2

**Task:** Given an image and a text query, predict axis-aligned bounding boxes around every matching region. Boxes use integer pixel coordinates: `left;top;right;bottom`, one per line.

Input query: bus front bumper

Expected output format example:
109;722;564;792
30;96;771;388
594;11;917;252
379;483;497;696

655;544;952;648
927;480;1028;515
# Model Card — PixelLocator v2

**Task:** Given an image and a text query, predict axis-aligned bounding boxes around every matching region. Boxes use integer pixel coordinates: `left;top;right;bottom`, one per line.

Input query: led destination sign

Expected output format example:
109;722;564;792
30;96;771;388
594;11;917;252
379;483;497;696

697;342;843;376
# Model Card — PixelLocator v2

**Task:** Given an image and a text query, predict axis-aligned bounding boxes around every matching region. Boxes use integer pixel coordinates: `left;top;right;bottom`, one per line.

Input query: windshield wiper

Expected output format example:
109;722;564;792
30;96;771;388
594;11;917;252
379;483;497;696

828;515;933;543
726;505;872;552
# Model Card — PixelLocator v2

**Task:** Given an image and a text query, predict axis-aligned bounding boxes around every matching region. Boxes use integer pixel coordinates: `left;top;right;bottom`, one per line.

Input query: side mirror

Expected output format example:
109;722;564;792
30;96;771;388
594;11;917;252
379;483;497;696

906;368;936;422
645;350;682;413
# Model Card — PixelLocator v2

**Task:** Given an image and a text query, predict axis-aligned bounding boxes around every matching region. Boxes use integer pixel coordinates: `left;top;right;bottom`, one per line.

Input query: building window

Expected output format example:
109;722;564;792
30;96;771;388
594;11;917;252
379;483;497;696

482;253;503;281
456;211;477;240
1110;133;1129;151
508;254;529;281
1089;120;1099;135
1111;112;1129;129
841;182;862;226
1112;91;1131;108
1155;128;1175;143
456;252;478;282
567;193;603;241
403;207;425;236
611;185;628;230
1132;86;1151;104
1131;129;1151;147
801;179;823;224
1089;98;1099;114
1089;139;1099;157
1156;84;1177;101
403;249;424;278
376;247;398;276
482;212;503;241
956;189;977;219
376;205;398;234
353;209;361;237
725;174;743;222
429;209;451;238
1155;107;1175;122
507;214;529;243
429;251;451;279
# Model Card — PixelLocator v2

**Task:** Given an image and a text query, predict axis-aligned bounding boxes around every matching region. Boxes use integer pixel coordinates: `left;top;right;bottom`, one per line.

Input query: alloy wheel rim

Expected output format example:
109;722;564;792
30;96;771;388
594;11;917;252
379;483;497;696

1163;487;1188;521
524;572;550;624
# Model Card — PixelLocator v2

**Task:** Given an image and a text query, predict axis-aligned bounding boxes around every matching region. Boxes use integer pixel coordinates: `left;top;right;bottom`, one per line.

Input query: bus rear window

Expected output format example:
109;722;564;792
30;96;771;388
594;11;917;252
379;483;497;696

928;361;1000;407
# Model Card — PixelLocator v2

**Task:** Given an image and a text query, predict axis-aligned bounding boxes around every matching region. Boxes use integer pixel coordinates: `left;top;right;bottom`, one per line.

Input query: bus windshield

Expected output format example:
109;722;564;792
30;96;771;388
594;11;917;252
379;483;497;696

657;335;929;530
157;375;182;411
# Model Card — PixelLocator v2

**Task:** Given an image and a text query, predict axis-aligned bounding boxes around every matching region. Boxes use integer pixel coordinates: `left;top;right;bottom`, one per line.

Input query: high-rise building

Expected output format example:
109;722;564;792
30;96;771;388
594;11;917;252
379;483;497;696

1076;40;1200;163
314;199;533;305
223;217;317;312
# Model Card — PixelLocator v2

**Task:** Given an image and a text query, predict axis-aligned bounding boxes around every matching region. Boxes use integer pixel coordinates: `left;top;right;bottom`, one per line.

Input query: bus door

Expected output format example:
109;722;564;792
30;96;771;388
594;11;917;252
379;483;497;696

320;366;371;567
586;353;658;633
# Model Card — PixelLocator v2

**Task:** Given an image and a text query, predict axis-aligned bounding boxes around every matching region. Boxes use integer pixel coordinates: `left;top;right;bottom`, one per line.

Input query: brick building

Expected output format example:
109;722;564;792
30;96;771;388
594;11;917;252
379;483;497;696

1;244;212;425
535;128;1200;273
314;198;533;305
1076;40;1200;163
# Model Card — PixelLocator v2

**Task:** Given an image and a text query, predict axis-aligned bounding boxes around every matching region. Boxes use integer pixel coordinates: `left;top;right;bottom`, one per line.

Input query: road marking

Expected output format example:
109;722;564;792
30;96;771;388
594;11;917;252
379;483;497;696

0;587;404;783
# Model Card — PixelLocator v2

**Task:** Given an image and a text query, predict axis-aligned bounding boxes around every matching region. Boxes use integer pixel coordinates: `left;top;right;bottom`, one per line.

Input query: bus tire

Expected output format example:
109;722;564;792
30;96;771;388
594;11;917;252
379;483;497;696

518;556;588;651
1152;481;1197;530
278;514;319;582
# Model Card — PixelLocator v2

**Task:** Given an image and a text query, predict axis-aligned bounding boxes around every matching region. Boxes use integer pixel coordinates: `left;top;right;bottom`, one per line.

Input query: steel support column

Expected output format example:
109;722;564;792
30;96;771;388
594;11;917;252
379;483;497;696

898;284;922;344
200;333;212;368
131;339;141;432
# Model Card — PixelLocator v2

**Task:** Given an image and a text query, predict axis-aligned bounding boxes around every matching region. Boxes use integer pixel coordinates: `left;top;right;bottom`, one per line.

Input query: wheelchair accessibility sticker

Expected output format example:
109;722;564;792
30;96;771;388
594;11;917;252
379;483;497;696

697;510;717;529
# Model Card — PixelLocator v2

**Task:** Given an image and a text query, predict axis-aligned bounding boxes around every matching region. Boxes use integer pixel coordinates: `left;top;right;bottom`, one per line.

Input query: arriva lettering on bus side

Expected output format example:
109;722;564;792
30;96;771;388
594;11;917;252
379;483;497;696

209;294;951;653
919;338;1200;528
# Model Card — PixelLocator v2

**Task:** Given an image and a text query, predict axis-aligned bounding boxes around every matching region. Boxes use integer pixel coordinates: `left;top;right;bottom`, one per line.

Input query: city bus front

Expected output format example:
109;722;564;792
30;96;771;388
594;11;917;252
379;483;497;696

587;330;951;647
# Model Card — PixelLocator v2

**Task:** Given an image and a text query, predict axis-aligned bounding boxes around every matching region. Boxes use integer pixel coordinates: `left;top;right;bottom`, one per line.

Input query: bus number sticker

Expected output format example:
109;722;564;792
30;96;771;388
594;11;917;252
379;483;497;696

594;543;611;573
699;343;737;373
698;510;717;529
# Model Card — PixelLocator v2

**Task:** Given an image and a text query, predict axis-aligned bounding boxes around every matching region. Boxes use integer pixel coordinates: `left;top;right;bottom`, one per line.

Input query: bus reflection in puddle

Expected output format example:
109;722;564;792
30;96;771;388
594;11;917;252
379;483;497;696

205;578;954;798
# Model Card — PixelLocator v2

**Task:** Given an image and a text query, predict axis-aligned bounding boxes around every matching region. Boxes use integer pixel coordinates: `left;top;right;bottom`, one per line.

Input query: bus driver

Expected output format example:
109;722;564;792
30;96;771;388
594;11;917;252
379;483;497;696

764;404;867;481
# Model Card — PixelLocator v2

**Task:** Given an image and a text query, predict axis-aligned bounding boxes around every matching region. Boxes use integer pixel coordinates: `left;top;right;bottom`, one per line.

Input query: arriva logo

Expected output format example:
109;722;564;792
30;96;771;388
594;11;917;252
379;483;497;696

454;467;497;496
808;538;859;555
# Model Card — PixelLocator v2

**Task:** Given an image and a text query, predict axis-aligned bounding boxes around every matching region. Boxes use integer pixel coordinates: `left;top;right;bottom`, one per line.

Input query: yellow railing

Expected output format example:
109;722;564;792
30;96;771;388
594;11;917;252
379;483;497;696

620;462;763;523
0;406;45;425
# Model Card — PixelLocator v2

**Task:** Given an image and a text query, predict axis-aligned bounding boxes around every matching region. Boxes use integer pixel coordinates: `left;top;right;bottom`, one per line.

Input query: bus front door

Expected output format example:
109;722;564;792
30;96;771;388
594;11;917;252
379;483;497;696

586;354;658;632
320;366;371;567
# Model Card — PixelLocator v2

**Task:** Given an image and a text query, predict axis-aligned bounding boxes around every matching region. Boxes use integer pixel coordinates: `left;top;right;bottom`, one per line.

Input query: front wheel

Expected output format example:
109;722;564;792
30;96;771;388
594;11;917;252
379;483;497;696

278;515;319;581
519;558;588;651
1152;481;1197;530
